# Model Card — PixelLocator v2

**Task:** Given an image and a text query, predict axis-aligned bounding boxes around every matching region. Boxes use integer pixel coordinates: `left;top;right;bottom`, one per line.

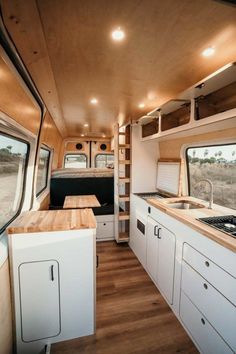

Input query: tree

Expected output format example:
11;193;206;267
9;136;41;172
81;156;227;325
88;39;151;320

204;149;209;158
6;145;12;153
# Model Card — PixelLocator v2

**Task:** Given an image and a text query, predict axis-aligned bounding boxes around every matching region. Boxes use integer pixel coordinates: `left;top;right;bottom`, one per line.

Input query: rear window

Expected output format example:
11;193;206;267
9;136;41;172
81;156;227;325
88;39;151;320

0;133;29;231
36;147;51;196
95;154;114;168
186;143;236;210
64;154;87;168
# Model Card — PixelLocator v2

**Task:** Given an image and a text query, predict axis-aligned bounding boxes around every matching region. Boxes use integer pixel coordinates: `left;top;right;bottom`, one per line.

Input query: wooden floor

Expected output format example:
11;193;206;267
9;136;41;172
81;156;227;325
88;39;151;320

52;241;198;354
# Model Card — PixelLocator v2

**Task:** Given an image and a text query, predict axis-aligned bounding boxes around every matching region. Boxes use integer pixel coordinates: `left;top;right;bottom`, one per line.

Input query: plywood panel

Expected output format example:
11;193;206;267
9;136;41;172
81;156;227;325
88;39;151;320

2;0;236;137
0;53;41;135
0;260;13;354
159;127;236;159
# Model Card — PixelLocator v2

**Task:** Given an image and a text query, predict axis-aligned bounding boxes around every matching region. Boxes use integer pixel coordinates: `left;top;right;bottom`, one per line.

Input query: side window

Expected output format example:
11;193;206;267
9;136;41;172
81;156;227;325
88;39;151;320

36;147;51;196
95;154;114;168
64;154;87;168
0;132;29;231
186;143;236;210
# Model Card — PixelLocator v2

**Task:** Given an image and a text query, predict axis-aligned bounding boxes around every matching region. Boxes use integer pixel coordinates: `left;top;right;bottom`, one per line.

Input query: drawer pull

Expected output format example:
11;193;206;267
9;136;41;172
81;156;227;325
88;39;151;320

201;318;206;325
205;260;210;267
103;223;106;226
203;283;208;290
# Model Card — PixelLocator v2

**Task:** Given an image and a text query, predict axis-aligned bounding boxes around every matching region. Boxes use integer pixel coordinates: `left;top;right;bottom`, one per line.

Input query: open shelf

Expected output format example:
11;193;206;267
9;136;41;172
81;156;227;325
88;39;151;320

119;194;130;202
118;232;129;242
161;102;191;131
119;177;130;183
195;81;236;120
119;144;130;149
119;160;131;165
142;118;159;138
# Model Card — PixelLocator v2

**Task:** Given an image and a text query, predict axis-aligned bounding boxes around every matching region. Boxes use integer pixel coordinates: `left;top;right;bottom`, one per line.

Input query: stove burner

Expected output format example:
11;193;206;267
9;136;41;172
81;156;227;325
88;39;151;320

198;215;236;238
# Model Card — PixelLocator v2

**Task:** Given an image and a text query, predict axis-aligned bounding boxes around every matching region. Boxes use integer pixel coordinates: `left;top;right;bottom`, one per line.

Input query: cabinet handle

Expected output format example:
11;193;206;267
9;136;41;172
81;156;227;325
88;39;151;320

50;265;54;281
103;223;106;226
148;207;151;214
205;260;210;267
154;225;159;236
96;255;99;268
157;228;162;239
201;318;205;325
203;283;208;290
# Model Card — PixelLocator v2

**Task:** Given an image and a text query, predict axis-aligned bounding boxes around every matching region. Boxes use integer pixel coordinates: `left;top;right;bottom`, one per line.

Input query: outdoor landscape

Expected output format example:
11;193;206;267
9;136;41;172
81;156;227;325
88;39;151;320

187;145;236;210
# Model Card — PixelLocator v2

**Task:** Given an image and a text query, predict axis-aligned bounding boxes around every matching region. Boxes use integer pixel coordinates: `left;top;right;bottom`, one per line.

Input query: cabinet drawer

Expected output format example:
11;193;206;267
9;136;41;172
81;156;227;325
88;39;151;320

183;243;236;306
96;221;114;239
182;261;236;351
180;292;233;354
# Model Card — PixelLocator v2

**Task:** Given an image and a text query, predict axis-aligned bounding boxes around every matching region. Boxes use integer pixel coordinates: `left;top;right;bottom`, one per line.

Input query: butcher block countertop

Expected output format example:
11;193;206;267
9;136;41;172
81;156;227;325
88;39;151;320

147;196;236;253
7;208;97;235
63;195;101;209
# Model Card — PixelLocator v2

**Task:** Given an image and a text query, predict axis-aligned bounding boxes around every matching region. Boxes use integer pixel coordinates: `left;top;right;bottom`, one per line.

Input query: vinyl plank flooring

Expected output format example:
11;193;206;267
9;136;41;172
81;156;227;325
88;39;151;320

52;241;198;354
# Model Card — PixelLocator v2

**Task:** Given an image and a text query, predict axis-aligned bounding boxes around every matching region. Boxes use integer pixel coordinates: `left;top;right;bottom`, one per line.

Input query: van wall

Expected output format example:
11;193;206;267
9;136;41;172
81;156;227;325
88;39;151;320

0;260;12;354
159;127;236;159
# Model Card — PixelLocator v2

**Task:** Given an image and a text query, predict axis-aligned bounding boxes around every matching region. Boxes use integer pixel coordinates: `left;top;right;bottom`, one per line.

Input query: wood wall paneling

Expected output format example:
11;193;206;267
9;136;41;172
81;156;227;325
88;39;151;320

0;261;13;354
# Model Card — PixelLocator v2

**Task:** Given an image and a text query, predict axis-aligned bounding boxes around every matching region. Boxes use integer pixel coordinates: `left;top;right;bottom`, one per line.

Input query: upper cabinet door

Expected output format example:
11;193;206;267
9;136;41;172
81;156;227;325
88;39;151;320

157;226;176;304
19;260;61;342
146;216;159;284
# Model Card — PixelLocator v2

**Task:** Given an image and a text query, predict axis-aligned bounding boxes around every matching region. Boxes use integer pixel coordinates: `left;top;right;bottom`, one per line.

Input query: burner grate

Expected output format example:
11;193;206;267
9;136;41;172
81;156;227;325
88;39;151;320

198;215;236;238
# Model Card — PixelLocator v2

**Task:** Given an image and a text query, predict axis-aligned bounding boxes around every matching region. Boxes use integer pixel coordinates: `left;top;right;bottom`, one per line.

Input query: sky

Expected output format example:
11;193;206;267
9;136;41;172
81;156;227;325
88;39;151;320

187;144;236;161
0;135;28;156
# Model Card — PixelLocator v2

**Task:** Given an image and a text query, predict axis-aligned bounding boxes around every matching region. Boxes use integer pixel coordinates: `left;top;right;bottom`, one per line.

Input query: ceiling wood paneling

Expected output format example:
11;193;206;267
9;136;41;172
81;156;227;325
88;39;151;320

1;0;236;137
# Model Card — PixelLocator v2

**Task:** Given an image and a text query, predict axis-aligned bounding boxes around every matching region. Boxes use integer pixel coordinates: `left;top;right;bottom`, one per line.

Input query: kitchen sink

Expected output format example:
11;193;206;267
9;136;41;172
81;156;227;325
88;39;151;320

167;200;205;210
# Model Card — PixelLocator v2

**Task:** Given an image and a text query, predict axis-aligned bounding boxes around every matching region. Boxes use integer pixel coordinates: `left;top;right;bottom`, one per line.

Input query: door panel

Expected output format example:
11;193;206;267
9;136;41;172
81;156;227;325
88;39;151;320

146;216;158;284
19;260;60;342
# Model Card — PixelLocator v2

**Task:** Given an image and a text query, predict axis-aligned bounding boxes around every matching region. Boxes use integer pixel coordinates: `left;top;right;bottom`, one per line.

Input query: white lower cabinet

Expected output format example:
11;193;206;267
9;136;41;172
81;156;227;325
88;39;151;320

180;292;233;354
96;215;115;241
19;260;60;342
146;216;176;304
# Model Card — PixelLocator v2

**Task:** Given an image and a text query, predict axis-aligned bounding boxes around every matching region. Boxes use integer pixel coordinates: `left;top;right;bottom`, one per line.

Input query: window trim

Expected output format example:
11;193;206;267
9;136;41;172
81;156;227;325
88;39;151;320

186;142;236;196
95;153;114;168
64;153;88;168
36;146;51;197
0;130;30;234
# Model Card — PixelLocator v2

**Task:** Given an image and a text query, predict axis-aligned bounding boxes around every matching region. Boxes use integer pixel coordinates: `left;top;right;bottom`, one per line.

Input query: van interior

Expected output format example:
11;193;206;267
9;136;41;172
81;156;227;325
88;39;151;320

0;1;236;353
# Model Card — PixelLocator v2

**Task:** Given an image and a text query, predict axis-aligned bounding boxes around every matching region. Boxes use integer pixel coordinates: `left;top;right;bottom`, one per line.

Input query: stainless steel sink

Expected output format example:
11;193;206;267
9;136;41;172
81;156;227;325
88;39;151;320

167;201;205;210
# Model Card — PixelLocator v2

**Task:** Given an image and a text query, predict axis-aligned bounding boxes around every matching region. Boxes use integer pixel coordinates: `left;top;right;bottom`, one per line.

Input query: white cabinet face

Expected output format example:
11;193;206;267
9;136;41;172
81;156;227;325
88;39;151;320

146;216;159;284
157;226;176;304
19;260;61;342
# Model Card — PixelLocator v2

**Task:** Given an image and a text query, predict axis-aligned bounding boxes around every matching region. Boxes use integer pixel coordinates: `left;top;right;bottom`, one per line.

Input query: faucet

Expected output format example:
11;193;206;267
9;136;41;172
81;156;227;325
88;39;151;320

194;179;214;209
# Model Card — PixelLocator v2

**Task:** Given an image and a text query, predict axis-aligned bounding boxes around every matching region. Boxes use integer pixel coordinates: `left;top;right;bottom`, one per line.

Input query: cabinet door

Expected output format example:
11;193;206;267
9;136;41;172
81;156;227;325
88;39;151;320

157;225;176;304
146;216;159;284
19;260;60;342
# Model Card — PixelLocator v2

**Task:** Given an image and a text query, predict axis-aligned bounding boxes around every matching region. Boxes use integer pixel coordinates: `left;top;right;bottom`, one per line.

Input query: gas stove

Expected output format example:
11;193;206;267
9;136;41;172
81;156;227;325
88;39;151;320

136;192;171;200
198;215;236;238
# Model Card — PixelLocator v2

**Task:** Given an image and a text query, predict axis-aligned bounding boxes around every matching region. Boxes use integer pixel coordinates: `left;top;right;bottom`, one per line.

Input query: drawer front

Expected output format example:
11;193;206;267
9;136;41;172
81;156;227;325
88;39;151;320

182;261;236;351
183;243;236;306
96;222;114;239
180;292;233;354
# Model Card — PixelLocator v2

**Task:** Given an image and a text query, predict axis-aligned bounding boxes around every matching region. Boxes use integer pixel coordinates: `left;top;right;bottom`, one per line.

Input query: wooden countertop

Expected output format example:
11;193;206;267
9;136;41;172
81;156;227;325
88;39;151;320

7;209;97;235
147;196;236;253
63;195;101;209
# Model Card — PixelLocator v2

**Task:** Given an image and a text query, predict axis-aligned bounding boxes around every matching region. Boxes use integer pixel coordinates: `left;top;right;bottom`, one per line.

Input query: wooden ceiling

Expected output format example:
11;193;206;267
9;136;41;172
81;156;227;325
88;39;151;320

1;0;236;137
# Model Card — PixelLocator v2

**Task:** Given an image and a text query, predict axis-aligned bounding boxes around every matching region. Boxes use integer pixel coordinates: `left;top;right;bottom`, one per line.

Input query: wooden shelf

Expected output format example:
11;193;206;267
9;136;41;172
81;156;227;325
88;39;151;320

119;132;126;135
119;177;130;183
119;212;130;221
119;160;131;165
119;195;130;202
119;144;130;149
118;232;129;242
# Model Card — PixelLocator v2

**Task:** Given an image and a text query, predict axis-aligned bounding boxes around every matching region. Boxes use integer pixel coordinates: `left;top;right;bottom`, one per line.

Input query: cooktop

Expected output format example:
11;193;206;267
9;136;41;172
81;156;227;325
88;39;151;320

136;192;171;200
198;215;236;238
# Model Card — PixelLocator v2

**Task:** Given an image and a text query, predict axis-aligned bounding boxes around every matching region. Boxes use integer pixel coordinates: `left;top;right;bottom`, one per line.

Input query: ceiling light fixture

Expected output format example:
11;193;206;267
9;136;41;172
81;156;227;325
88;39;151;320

102;134;106;138
138;103;145;109
84;123;89;127
111;27;125;41
90;98;98;105
81;133;85;137
202;47;215;57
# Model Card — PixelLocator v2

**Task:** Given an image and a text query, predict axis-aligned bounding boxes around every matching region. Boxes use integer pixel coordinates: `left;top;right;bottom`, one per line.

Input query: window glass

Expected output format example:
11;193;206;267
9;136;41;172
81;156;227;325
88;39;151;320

0;133;28;231
95;154;114;168
186;144;236;210
36;148;50;196
64;154;87;168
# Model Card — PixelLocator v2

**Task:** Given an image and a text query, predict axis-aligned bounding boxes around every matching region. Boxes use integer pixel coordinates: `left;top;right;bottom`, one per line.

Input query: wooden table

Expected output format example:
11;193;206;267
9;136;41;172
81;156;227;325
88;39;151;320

63;195;101;209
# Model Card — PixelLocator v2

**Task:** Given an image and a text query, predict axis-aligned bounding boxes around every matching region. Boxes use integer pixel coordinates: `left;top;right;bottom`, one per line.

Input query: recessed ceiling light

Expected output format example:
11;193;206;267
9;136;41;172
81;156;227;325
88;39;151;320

111;27;125;42
84;123;89;127
81;134;85;137
138;103;145;108
102;134;106;138
90;98;98;105
202;47;215;57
